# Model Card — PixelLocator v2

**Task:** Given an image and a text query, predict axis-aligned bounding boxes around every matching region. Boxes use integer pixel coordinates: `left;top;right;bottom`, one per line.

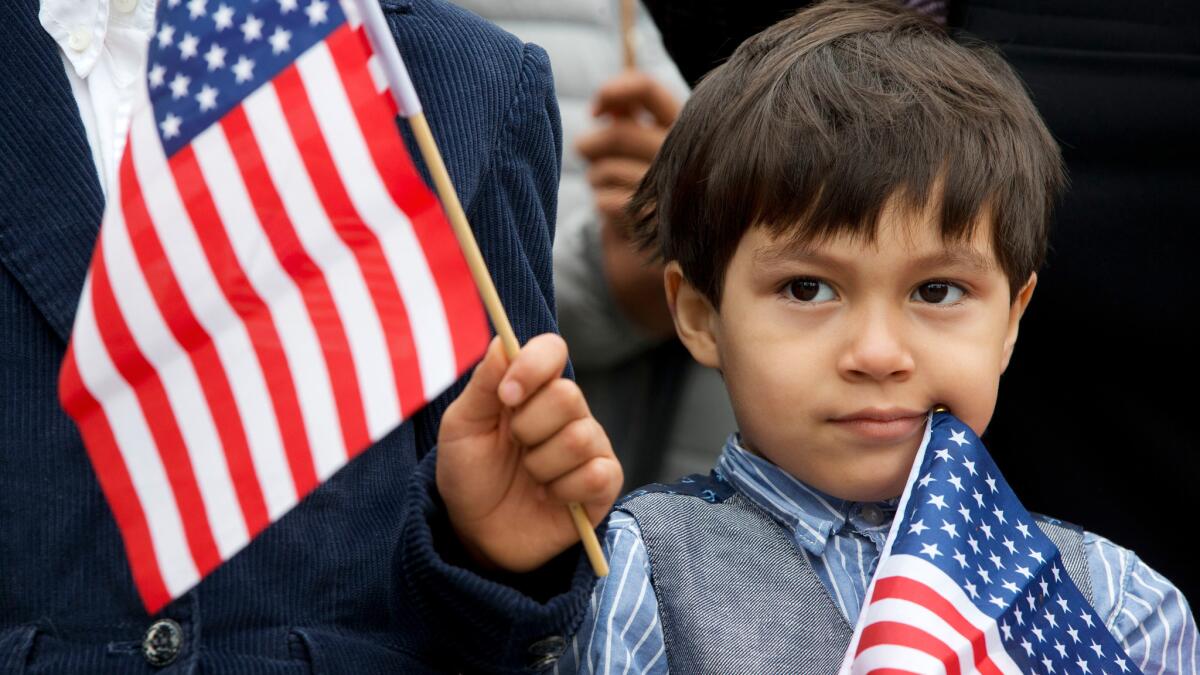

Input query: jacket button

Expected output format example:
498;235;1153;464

142;619;183;667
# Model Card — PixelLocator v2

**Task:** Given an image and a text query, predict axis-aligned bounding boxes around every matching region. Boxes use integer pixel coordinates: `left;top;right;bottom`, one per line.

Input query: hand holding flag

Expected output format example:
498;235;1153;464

437;334;621;573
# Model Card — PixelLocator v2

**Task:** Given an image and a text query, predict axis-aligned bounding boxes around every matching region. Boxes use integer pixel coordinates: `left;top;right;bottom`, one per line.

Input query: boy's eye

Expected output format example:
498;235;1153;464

784;278;837;303
912;282;964;304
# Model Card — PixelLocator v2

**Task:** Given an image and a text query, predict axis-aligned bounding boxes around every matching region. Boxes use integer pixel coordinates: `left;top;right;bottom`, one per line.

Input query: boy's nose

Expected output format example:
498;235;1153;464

837;309;915;382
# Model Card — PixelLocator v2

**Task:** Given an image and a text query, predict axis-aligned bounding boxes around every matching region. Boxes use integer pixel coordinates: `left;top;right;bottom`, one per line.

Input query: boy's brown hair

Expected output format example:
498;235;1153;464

628;0;1064;304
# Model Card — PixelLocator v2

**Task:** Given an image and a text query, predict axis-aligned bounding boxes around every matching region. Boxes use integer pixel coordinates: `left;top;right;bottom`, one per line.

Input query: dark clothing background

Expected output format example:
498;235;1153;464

0;0;593;672
641;0;1200;602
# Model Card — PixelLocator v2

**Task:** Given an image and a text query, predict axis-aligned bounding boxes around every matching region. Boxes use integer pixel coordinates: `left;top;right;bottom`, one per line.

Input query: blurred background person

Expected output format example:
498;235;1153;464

453;0;738;487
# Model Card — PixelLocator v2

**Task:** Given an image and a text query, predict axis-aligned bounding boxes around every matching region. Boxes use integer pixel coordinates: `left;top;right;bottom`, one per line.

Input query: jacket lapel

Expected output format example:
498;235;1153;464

0;0;105;342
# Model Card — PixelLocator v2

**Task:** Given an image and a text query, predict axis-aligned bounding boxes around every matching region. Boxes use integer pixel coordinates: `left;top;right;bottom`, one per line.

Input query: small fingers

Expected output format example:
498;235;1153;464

586;157;649;191
509;378;589;449
545;456;623;509
576;120;666;163
520;416;606;484
497;333;569;408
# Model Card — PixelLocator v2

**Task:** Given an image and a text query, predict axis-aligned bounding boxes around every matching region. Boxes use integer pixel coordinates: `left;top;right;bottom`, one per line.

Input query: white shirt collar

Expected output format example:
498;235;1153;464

40;0;157;79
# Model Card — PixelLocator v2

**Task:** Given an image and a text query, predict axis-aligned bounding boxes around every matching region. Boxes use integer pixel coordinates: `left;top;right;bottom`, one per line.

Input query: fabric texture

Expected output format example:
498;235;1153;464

555;439;1199;674
0;0;595;672
451;0;738;486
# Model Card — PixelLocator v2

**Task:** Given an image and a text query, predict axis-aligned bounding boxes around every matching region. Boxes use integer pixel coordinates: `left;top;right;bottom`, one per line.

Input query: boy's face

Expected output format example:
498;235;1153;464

667;202;1036;502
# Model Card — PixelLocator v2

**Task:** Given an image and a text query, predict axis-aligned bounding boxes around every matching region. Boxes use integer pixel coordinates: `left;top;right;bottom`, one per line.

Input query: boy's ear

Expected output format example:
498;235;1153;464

1000;272;1038;373
664;262;722;369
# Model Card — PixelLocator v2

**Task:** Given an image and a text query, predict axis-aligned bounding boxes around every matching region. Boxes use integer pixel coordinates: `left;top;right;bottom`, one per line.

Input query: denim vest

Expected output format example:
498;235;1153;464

621;478;1093;674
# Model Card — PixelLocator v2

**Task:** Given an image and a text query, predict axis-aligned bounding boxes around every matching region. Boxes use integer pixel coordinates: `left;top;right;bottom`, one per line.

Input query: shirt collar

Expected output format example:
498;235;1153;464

716;434;898;556
40;0;109;78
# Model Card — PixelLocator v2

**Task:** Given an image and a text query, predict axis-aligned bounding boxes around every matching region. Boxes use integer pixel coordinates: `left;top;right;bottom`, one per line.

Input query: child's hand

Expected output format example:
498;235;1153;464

436;334;622;573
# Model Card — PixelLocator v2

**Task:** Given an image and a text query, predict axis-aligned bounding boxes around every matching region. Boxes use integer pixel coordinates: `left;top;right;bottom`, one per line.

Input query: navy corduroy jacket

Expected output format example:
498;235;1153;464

0;0;596;672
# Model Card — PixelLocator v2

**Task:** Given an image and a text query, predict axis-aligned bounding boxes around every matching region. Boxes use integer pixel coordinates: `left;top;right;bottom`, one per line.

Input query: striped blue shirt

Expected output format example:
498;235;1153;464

555;435;1199;674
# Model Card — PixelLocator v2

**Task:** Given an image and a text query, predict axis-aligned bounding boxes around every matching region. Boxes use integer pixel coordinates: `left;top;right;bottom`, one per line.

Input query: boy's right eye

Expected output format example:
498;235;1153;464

783;278;837;303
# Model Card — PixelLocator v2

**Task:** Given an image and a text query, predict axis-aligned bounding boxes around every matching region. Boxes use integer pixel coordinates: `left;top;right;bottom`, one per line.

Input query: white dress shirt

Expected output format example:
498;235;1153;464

39;0;157;196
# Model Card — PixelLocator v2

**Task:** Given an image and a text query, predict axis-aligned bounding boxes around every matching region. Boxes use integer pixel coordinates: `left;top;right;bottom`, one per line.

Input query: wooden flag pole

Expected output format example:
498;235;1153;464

350;0;607;577
620;0;637;70
408;113;609;579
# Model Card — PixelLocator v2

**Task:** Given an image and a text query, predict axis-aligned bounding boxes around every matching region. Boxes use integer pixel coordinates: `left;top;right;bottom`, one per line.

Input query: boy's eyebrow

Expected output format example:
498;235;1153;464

752;240;998;274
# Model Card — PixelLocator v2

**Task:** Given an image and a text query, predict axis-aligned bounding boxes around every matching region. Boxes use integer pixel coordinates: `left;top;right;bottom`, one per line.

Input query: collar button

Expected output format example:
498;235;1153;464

859;504;885;526
67;27;92;52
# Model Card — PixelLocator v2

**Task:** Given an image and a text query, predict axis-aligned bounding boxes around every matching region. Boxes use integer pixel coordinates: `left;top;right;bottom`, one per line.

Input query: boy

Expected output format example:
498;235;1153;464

497;1;1196;672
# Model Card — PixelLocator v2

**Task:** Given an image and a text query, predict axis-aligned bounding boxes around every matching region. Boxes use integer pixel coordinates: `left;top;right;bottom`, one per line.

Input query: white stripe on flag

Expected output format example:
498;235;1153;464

192;122;352;514
852;644;949;675
242;82;394;464
299;44;458;400
71;276;200;597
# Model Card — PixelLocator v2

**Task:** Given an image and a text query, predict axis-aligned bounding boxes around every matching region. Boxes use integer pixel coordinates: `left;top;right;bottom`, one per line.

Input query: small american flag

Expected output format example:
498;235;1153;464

58;0;488;612
841;412;1139;674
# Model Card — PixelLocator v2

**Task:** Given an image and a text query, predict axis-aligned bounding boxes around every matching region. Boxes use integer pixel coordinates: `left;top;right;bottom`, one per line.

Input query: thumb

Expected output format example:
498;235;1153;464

440;336;509;440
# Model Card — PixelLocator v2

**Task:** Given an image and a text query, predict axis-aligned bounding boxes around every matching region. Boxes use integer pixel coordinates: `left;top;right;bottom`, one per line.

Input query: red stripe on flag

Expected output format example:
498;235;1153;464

59;344;172;612
170;145;316;507
221;106;369;456
327;26;488;376
273;63;425;424
88;235;222;576
869;576;1006;675
856;621;962;675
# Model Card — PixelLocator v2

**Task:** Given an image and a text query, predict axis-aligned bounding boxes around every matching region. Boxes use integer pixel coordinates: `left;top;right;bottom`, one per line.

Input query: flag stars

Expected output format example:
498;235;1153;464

919;542;941;560
1053;639;1067;658
952;549;968;569
946;472;964;492
1002;536;1018;555
278;0;298;12
1020;637;1034;656
962;457;977;476
940;519;958;539
179;32;199;59
967;534;981;554
1016;564;1034;579
148;63;166;88
918;472;936;488
1014;606;1024;626
1000;619;1013;639
976;565;992;584
1066;625;1080;643
993;507;1007;524
160;113;182;138
1031;626;1046;643
157;23;175;47
232;55;255;83
964;580;979;600
1029;548;1046;565
1080;611;1095;628
1115;656;1129;672
988;594;1005;610
949;429;969;446
928;493;948;510
213;3;234;30
1044;608;1058;628
985;474;999;493
980;523;994;540
1016;520;1032;538
204;43;226;70
241;14;263;42
972;488;985;508
1040;655;1054;673
1088;640;1103;658
909;519;929;536
1075;656;1091;674
988;551;1004;569
169;72;191;99
1051;564;1062;582
1056;595;1069;613
269;27;292;54
1039;578;1050;597
1027;592;1038;611
1002;580;1020;594
196;85;218;112
187;0;207;18
958;504;972;523
934;448;952;462
305;0;329;25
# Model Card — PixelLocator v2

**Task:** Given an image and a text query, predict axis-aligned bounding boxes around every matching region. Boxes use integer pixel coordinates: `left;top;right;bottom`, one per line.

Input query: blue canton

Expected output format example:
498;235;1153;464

149;0;345;155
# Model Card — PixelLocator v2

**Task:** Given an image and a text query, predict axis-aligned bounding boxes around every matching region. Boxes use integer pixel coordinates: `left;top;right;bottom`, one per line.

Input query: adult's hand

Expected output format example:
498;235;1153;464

576;72;681;338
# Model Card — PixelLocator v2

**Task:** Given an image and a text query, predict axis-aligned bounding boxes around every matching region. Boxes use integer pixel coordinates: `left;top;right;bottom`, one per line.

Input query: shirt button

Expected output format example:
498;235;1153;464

114;0;138;13
142;619;183;667
860;504;885;526
67;27;92;52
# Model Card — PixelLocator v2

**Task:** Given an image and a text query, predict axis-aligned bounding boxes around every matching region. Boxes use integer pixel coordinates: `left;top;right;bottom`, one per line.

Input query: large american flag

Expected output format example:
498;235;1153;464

842;412;1139;674
58;0;488;612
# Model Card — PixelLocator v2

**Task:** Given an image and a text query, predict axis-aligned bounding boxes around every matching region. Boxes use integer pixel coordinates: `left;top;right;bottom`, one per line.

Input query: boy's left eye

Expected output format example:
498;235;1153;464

912;282;964;304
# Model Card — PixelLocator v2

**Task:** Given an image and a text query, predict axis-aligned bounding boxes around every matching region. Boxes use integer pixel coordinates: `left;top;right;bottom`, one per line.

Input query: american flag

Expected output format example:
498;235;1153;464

841;412;1139;674
58;0;488;613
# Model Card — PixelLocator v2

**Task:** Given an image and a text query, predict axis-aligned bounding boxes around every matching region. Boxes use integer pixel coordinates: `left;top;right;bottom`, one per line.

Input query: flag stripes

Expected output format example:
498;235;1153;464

59;19;488;612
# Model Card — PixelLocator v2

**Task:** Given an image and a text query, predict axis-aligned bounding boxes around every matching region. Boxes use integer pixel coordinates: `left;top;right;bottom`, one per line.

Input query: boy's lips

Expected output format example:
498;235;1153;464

829;408;928;443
